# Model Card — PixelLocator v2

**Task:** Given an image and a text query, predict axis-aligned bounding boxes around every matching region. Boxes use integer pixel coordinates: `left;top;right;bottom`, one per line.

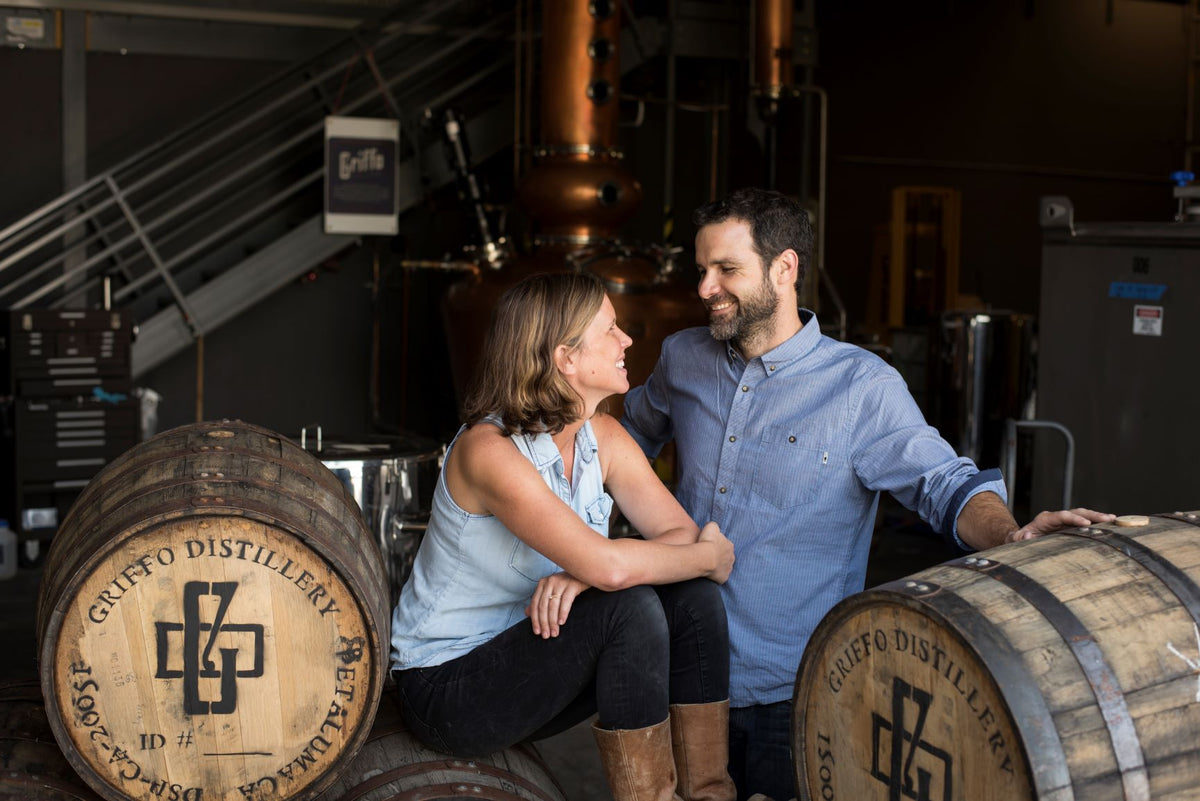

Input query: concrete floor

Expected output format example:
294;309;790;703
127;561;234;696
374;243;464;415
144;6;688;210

537;719;612;801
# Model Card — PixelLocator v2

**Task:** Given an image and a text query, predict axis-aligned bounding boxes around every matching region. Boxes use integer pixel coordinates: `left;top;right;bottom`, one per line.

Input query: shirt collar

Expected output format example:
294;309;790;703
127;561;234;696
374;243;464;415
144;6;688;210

725;308;822;371
522;420;597;469
576;421;598;464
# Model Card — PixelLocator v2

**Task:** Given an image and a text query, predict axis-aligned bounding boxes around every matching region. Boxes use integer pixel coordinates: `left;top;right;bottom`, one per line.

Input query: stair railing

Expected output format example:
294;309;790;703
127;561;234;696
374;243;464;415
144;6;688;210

0;0;512;326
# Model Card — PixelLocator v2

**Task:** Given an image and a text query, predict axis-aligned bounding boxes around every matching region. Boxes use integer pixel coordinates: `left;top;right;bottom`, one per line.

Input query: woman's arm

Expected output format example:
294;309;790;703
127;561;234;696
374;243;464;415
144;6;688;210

448;422;733;592
593;414;706;546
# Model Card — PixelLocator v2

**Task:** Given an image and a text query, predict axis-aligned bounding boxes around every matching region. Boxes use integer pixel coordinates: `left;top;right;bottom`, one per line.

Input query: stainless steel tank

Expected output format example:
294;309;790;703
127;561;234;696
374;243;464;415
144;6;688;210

933;311;1035;469
301;428;444;606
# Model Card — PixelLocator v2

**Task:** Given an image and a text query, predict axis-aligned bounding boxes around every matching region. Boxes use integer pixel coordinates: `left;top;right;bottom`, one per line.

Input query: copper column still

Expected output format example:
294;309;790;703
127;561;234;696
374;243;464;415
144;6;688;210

517;0;640;243
752;0;794;119
442;0;707;407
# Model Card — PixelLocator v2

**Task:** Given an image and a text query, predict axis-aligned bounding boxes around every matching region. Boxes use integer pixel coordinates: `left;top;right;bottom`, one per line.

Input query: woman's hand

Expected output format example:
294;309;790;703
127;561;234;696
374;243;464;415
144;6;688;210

526;572;591;638
699;522;735;584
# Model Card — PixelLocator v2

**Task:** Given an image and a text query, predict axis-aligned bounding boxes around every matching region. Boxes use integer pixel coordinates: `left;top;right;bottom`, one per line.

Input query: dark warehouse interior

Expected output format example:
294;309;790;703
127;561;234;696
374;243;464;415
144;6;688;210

1;1;1199;799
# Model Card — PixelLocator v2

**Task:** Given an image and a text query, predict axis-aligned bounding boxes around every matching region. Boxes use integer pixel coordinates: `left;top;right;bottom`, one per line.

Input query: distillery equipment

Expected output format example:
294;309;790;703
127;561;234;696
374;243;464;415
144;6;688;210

441;0;707;407
932;309;1035;471
1037;195;1200;512
301;425;443;604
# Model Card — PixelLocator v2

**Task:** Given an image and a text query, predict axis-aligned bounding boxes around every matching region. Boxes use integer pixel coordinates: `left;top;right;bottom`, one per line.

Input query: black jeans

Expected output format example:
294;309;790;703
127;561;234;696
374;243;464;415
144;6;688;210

394;578;729;757
729;700;796;801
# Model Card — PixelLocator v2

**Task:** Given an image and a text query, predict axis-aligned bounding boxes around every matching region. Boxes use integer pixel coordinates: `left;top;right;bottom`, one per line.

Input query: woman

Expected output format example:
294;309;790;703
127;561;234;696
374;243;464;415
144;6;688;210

391;272;738;801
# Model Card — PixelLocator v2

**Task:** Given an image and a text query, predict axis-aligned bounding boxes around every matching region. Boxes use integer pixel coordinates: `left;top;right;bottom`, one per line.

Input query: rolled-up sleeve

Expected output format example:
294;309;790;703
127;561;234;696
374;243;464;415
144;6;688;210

851;368;1007;549
944;468;1008;549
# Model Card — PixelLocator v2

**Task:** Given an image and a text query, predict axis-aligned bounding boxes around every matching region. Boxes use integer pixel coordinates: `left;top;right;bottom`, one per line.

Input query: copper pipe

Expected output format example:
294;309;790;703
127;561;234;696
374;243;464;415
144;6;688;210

1188;0;1198;172
523;1;535;177
399;258;409;426
194;335;204;423
513;0;522;186
371;242;382;427
710;109;720;202
753;0;794;98
619;93;728;202
663;0;677;243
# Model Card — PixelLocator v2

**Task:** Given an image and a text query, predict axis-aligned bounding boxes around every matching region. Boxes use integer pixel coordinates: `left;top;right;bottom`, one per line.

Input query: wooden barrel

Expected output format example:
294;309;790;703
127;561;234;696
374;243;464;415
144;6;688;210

36;420;390;801
793;511;1200;801
314;692;568;801
0;681;105;800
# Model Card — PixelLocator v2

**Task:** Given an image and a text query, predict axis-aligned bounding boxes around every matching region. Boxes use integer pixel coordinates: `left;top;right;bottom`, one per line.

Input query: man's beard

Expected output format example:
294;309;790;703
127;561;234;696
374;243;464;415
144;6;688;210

707;278;779;344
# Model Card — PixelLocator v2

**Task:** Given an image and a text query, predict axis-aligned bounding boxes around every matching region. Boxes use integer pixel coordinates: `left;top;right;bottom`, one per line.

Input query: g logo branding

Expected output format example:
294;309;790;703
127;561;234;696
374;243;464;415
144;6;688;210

155;581;265;715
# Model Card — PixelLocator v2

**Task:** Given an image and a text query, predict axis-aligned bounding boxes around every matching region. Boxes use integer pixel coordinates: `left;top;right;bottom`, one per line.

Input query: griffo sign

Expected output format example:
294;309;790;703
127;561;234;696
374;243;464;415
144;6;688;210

324;116;400;235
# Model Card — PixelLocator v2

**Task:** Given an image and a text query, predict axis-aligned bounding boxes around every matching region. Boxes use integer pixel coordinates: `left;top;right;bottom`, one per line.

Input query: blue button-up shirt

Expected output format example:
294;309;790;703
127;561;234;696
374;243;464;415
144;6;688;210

621;312;1004;706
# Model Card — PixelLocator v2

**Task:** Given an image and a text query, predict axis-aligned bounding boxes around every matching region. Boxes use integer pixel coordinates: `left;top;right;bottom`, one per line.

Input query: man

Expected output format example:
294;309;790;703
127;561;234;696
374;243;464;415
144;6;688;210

620;187;1113;800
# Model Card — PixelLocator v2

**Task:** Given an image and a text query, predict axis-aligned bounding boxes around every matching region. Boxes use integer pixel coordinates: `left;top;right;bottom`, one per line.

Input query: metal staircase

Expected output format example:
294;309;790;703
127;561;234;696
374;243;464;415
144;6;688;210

0;0;517;377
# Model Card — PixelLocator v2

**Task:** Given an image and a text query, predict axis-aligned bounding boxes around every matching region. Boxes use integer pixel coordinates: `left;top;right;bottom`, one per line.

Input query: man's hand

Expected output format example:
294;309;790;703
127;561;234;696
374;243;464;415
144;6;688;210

958;492;1116;551
1006;508;1116;542
526;572;590;638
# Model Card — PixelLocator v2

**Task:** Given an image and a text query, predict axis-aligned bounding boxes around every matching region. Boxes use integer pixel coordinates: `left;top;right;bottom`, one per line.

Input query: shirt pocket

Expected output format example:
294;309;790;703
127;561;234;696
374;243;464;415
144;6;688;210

751;424;829;509
585;493;613;527
508;537;559;583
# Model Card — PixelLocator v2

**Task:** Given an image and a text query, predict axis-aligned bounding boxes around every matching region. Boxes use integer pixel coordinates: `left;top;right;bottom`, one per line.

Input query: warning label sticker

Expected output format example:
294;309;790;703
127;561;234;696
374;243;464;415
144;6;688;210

1133;305;1163;336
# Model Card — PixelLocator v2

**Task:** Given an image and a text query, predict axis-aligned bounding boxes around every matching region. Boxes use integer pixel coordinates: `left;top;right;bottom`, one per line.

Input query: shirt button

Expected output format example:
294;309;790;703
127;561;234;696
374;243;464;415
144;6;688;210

729;436;737;443
741;385;749;392
769;365;777;371
719;486;728;494
788;436;796;443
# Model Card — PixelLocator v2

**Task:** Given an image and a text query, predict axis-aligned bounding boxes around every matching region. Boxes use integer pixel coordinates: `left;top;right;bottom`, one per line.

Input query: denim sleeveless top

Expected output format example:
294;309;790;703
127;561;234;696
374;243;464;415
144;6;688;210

390;417;613;669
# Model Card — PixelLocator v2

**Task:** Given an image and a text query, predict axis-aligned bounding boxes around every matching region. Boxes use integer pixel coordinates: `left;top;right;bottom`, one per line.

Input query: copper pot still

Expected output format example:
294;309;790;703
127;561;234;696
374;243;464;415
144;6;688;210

444;246;704;408
442;0;707;407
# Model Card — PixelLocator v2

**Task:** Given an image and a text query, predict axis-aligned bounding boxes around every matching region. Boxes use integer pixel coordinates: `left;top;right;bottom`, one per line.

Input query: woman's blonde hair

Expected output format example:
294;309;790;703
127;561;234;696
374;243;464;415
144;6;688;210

461;272;606;436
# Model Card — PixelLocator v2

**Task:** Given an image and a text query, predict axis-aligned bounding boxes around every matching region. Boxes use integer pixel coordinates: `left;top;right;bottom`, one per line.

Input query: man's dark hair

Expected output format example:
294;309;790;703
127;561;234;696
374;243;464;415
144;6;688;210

692;187;814;290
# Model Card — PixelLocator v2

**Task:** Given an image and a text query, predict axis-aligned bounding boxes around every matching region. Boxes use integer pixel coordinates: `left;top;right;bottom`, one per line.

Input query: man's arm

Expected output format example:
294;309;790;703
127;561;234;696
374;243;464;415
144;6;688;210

620;343;676;459
956;491;1116;551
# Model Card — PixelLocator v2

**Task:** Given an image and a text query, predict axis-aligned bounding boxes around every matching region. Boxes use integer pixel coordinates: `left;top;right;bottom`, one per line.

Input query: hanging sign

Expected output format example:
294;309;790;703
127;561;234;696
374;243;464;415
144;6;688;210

5;13;47;46
324;116;400;235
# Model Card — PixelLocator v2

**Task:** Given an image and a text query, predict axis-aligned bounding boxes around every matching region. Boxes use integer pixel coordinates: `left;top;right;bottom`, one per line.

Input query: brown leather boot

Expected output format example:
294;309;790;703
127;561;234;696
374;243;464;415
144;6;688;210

668;701;737;801
593;717;683;801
